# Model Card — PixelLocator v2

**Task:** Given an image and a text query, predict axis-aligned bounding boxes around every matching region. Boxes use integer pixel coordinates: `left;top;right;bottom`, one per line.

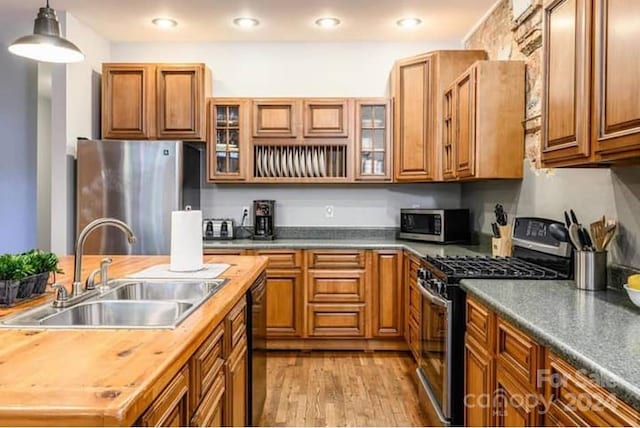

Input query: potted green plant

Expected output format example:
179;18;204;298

24;250;62;294
0;254;28;305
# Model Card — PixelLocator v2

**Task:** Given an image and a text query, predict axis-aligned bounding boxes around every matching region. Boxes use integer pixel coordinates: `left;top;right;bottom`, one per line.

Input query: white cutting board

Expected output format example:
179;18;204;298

127;263;230;280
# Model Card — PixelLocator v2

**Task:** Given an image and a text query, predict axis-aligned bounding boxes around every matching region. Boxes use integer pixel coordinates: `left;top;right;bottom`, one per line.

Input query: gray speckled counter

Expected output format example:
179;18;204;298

203;238;488;258
460;278;640;410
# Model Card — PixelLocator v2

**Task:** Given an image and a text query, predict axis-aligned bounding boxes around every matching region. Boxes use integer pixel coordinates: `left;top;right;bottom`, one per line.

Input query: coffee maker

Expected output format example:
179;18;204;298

253;200;275;240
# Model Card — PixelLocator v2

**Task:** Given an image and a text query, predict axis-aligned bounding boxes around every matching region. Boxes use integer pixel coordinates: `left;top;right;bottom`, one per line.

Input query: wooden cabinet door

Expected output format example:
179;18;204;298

253;99;299;138
191;369;225;427
102;64;155;140
442;88;456;180
156;64;206;140
303;99;350;138
393;55;433;181
208;98;249;181
465;337;494;427
138;367;190;427
371;251;403;337
355;99;392;181
541;0;592;166
224;339;248;427
266;270;303;337
495;369;541;427
454;68;477;178
592;0;640;159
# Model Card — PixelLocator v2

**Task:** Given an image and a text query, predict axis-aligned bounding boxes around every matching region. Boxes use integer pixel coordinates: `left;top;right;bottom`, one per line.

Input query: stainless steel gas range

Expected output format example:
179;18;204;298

414;217;573;426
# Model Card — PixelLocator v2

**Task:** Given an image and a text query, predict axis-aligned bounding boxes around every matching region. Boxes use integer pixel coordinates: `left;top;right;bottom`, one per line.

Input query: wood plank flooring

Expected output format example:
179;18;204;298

259;351;429;427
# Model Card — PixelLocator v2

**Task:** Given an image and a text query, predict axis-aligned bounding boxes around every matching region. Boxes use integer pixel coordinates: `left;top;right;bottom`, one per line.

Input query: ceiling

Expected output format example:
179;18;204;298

4;0;496;42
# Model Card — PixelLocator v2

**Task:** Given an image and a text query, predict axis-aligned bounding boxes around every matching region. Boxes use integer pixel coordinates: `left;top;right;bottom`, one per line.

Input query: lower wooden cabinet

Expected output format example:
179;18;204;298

464;336;493;427
137;367;190;427
371;250;403;337
190;369;225;427
465;295;640;427
265;269;304;337
225;338;248;427
494;368;541;427
404;252;422;360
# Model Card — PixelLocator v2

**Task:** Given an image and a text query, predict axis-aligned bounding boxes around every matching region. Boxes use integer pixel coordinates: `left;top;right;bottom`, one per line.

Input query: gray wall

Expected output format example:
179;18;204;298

462;164;640;268
202;183;462;227
0;13;38;253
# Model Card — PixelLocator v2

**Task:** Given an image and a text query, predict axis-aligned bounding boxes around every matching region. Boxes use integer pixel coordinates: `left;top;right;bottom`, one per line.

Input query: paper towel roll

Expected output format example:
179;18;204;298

170;209;204;272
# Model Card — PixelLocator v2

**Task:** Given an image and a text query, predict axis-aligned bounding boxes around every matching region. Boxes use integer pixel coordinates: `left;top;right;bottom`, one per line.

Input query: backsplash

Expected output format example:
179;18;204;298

200;183;461;228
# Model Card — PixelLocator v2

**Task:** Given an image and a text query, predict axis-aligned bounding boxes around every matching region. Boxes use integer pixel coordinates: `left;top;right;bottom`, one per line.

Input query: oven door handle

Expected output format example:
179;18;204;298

417;281;450;309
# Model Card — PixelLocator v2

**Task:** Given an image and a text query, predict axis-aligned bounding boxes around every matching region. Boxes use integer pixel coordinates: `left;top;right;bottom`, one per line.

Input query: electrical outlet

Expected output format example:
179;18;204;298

412;204;420;208
325;205;334;218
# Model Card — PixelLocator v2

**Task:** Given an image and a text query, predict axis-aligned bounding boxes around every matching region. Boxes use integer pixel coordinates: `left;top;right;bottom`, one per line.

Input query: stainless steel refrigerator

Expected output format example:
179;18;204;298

76;140;201;255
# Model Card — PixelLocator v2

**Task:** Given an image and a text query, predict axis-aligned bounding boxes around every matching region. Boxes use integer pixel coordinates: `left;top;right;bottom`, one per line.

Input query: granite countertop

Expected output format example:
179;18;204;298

204;238;488;258
460;278;640;410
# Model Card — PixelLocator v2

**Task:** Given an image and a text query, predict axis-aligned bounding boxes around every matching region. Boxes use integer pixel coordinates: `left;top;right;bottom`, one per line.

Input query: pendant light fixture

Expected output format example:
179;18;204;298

8;0;84;63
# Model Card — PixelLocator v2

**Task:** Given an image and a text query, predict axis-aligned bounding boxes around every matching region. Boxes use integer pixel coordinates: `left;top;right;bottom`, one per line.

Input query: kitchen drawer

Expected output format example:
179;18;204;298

189;324;224;412
307;303;366;337
225;297;247;356
544;353;640;427
408;283;421;324
190;368;225;427
307;250;366;269
466;297;494;350
307;270;366;303
496;318;542;391
255;249;302;269
408;317;420;362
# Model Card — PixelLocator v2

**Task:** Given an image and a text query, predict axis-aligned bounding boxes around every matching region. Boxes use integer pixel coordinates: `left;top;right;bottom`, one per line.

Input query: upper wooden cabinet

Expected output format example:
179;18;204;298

392;50;487;182
207;98;250;181
541;0;640;166
355;98;392;181
443;61;525;181
253;99;300;138
303;99;351;138
102;63;211;141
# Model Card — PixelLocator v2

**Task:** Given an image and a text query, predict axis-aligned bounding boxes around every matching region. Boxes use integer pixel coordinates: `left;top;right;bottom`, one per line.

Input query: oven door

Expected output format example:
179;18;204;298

416;280;452;426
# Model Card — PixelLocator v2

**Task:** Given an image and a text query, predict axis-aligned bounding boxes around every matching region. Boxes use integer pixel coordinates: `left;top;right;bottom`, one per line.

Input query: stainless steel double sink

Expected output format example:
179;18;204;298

0;279;229;329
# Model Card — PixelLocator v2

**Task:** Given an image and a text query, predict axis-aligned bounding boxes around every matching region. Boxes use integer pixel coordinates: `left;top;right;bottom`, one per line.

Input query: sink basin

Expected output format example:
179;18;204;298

0;278;229;329
99;279;227;303
39;301;193;328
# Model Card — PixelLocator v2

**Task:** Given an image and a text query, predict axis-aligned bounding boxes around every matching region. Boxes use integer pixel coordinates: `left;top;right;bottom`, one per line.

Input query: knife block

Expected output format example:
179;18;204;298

492;225;513;257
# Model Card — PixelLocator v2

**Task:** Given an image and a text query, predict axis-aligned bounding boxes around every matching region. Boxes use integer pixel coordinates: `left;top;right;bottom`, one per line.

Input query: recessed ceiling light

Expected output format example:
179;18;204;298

396;17;422;29
233;17;260;28
152;18;178;29
315;17;341;28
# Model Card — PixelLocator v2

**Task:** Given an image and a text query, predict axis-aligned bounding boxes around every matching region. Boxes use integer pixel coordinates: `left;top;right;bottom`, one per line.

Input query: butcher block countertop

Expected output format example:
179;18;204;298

0;255;267;426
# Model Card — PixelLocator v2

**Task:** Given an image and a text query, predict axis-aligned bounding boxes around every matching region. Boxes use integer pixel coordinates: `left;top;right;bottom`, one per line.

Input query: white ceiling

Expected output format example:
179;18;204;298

4;0;496;42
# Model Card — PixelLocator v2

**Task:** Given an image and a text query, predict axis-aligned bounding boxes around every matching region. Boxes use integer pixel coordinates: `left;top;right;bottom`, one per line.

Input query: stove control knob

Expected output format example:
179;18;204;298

417;268;429;281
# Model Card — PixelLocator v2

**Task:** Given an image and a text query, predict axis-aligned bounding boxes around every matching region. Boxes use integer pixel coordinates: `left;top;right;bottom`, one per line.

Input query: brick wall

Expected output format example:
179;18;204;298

465;0;542;167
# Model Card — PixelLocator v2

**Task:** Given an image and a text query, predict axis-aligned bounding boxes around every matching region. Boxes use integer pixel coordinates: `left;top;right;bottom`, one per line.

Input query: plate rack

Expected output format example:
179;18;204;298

253;144;348;181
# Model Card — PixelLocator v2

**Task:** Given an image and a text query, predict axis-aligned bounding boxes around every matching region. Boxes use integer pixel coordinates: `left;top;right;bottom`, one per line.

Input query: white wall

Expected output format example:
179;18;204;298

48;12;111;254
461;163;640;267
0;11;38;253
112;40;463;227
203;183;462;227
111;41;460;97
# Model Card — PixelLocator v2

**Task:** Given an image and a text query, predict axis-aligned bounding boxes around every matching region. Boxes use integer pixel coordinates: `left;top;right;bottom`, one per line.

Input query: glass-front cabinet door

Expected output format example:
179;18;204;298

355;99;392;181
207;98;248;181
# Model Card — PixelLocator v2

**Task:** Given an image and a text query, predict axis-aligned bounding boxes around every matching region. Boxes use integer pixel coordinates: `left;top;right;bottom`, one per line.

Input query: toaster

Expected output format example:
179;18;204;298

203;219;235;240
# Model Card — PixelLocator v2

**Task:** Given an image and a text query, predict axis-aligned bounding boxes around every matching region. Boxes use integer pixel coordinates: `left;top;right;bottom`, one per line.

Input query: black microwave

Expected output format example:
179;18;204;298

398;209;470;243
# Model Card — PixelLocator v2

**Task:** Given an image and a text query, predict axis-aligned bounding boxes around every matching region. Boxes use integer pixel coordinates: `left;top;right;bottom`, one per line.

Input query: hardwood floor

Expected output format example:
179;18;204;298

259;351;429;427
